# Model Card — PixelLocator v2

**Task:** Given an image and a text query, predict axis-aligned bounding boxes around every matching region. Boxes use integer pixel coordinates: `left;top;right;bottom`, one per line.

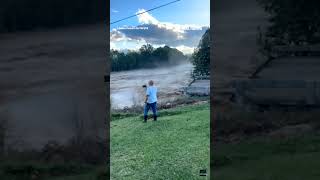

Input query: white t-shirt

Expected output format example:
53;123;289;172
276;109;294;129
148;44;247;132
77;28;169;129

146;86;157;103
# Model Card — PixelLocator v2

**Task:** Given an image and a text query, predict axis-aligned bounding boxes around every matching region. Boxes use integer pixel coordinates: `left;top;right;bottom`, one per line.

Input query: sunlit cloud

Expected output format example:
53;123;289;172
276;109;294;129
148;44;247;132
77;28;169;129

136;9;204;34
136;9;159;25
110;29;130;41
110;8;209;53
175;45;195;55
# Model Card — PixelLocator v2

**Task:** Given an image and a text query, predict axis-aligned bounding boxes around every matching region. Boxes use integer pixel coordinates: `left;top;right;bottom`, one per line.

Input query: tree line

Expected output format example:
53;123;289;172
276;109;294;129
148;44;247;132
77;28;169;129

111;44;188;72
0;0;105;33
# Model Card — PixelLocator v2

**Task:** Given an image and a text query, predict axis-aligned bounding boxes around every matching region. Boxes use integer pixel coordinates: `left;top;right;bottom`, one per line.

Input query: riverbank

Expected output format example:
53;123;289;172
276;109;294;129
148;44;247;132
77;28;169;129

111;95;209;115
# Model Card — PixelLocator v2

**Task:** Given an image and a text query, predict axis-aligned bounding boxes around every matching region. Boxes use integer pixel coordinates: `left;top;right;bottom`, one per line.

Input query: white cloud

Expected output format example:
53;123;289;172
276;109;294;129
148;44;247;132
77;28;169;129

111;9;119;13
110;8;209;51
136;9;203;34
110;34;148;50
110;29;130;42
136;9;159;25
116;23;207;47
110;42;117;50
175;45;195;55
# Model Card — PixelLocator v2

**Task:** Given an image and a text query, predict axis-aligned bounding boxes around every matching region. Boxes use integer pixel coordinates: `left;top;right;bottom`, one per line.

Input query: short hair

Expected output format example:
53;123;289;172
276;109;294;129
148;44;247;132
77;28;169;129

148;80;154;85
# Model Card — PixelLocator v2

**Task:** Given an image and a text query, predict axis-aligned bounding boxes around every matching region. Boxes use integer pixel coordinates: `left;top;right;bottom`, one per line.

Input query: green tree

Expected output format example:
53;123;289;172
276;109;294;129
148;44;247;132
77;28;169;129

191;28;210;78
139;44;154;67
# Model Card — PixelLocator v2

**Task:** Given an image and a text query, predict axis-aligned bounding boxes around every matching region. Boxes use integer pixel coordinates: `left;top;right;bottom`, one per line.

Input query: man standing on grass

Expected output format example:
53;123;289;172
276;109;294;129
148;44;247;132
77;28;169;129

143;80;158;122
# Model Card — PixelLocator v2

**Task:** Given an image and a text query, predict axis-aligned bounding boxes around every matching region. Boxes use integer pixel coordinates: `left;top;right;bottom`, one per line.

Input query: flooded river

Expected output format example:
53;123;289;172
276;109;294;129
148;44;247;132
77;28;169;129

111;63;193;109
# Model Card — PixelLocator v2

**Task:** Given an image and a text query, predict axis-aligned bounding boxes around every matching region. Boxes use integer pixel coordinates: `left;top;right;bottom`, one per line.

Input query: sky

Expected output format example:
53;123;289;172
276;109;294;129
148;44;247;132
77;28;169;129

110;0;210;55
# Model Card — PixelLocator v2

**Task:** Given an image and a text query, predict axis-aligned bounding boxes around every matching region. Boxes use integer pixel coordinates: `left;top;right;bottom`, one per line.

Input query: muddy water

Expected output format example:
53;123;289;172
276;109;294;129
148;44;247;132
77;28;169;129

111;63;193;109
0;24;107;150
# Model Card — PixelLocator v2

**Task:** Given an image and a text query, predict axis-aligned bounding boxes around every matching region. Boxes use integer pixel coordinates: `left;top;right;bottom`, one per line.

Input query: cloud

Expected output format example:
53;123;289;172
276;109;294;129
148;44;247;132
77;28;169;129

111;9;119;13
110;9;209;52
136;9;159;25
136;9;204;34
175;45;195;55
110;29;130;42
116;23;208;47
110;42;117;49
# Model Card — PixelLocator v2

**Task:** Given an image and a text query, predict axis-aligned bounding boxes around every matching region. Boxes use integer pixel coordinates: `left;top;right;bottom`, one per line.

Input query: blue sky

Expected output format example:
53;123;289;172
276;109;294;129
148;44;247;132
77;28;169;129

110;0;210;54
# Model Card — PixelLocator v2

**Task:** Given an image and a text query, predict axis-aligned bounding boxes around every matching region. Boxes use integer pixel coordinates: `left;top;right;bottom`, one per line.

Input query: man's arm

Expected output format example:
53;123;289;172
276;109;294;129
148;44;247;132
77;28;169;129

145;95;148;103
145;87;150;103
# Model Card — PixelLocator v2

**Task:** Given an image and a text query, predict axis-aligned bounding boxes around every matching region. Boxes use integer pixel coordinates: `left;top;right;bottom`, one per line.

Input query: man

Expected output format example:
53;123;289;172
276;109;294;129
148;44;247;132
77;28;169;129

143;80;158;122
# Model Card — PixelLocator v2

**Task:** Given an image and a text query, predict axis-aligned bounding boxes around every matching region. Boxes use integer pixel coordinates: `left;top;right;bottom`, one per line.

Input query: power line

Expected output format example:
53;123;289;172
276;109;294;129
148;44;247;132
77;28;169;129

110;0;181;25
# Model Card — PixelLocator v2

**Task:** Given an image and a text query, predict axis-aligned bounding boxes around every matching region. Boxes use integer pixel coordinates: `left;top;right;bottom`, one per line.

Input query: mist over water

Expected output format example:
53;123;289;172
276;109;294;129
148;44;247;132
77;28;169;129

111;63;193;109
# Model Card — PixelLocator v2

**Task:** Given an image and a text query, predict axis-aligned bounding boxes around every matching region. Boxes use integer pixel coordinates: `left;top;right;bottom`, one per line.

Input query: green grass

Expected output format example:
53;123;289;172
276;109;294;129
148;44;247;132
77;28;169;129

111;103;210;180
213;133;320;180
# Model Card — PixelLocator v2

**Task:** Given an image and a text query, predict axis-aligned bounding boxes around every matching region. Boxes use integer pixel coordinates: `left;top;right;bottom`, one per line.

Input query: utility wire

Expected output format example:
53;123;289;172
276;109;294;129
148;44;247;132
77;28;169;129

110;0;181;25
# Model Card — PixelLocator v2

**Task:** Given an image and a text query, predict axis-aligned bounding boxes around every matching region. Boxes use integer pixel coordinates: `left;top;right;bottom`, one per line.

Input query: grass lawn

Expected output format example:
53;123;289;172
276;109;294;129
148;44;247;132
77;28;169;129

213;133;320;180
110;103;210;180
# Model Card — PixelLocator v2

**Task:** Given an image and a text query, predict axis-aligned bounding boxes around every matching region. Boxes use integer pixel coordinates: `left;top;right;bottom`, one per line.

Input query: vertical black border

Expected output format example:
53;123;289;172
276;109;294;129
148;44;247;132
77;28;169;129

210;0;214;178
106;0;111;178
